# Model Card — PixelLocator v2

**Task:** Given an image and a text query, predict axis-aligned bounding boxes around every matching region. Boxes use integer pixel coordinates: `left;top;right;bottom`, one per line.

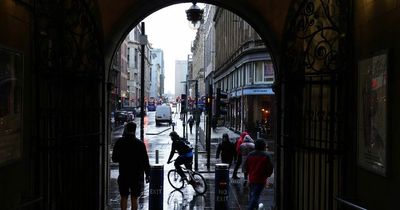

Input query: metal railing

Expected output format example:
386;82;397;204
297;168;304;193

335;197;367;210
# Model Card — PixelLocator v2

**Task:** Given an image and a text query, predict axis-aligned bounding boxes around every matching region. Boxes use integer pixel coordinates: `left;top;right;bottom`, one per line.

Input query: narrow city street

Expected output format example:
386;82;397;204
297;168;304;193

107;110;275;209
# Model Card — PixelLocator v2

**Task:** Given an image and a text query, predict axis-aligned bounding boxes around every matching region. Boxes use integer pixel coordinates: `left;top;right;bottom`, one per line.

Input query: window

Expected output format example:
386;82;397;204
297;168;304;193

134;49;138;68
246;63;254;84
255;61;263;83
264;62;274;83
241;66;245;87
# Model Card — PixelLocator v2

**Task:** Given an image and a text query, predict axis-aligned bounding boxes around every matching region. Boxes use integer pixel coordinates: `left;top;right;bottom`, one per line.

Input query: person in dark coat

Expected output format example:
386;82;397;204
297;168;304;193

187;115;194;134
216;133;236;167
112;122;150;210
245;139;273;210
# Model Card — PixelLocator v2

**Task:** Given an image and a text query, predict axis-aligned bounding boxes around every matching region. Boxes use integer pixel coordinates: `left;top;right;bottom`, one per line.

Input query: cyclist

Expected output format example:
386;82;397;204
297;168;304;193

167;131;195;185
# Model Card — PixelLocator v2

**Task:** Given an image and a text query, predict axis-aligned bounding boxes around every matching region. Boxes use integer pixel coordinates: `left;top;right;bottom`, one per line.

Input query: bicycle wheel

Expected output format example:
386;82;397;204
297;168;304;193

191;172;207;195
168;169;184;190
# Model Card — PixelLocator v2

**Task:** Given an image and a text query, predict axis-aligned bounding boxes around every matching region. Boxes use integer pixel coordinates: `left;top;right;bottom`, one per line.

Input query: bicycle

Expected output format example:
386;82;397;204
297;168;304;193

167;189;206;210
167;160;207;195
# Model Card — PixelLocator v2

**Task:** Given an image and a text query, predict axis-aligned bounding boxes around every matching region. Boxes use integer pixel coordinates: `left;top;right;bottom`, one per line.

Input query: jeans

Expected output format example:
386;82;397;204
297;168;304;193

174;154;193;180
248;183;264;210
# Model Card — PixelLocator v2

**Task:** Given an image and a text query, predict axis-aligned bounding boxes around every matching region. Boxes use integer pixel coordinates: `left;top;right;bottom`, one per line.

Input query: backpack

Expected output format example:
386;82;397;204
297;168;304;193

177;137;193;154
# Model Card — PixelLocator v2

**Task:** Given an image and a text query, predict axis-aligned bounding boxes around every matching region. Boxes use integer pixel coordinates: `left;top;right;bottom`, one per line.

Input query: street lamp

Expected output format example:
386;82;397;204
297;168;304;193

186;2;203;30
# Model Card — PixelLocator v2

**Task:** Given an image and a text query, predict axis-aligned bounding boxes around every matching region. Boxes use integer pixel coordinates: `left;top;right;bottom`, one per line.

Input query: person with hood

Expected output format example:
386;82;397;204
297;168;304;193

245;140;273;210
112;122;150;210
216;133;236;167
240;134;255;185
167;131;195;185
232;131;249;179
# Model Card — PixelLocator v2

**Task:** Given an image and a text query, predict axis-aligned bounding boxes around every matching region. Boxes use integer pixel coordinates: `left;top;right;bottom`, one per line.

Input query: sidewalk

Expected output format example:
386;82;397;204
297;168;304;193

181;114;275;209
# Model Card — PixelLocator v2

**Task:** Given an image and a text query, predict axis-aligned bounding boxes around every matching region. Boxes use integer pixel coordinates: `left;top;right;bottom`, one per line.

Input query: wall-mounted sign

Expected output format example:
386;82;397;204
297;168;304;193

0;47;23;167
357;50;388;176
243;88;274;95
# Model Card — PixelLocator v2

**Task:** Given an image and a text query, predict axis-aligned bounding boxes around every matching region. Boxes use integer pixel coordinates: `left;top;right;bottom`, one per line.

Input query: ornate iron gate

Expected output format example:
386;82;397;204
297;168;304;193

33;0;106;209
277;0;351;209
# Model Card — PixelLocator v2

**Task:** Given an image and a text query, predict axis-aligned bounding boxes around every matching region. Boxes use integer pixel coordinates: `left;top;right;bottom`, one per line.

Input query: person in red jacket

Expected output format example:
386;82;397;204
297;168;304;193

245;139;273;210
232;131;249;179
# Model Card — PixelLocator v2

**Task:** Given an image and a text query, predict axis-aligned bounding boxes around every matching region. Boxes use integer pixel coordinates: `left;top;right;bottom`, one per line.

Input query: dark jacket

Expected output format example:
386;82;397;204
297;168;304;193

188;117;194;126
245;150;273;184
170;138;192;156
216;140;236;163
112;134;150;178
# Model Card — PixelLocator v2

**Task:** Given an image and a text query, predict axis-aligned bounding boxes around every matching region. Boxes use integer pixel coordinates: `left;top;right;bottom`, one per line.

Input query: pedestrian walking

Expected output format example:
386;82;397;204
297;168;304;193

188;115;194;134
245;140;273;210
240;134;255;185
232;131;249;179
216;133;236;167
112;122;150;210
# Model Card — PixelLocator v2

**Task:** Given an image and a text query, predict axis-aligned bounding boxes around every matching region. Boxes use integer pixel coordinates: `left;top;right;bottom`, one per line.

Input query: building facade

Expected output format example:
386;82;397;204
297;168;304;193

191;26;205;98
127;26;152;107
111;36;129;110
174;60;188;98
212;7;275;135
149;48;164;99
203;4;216;98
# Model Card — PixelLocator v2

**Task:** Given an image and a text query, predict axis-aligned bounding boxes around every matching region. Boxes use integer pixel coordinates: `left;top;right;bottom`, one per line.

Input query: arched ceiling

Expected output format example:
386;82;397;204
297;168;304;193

97;0;292;73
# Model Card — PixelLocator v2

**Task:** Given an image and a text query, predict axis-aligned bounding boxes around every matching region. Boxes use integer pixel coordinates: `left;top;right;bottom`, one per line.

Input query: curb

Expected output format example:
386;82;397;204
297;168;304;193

145;127;171;135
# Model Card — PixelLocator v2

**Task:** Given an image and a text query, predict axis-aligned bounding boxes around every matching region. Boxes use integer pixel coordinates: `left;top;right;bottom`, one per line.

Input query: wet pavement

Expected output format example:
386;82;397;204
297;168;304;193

107;112;275;209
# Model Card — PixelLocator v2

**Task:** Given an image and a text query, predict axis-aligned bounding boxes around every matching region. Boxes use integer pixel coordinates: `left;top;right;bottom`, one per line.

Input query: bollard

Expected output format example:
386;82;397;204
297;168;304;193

149;164;163;210
215;163;229;209
155;150;159;164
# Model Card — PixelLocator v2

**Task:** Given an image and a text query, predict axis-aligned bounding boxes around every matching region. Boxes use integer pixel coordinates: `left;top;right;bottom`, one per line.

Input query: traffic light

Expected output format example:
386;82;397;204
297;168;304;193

205;95;212;114
181;94;187;113
216;88;228;116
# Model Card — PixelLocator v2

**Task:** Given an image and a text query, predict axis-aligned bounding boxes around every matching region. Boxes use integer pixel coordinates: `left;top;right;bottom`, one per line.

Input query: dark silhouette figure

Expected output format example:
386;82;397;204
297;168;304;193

167;131;194;184
112;122;150;210
188;116;194;134
216;133;236;167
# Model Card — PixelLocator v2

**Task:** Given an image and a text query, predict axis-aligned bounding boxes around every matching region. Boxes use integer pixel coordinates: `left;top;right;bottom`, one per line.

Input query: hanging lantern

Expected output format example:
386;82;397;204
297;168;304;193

186;2;204;30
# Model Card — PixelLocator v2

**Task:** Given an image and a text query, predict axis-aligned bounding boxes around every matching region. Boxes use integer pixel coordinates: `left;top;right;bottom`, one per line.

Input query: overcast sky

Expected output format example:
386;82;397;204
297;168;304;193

143;3;201;95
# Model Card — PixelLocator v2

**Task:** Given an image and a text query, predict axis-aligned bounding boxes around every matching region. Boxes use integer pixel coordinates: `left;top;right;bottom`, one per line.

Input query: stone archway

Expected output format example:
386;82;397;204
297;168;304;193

99;1;352;210
99;1;291;209
25;0;353;209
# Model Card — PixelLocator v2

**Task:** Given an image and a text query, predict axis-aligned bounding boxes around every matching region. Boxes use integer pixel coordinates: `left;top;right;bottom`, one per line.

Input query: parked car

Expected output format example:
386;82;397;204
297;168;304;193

120;106;137;117
115;111;128;125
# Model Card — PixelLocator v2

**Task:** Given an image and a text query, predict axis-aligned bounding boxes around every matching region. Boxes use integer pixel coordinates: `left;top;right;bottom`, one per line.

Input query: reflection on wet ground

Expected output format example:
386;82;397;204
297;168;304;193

107;113;274;209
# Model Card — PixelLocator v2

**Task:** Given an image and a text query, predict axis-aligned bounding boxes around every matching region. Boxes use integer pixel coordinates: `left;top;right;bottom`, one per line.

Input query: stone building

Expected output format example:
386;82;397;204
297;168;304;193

127;26;152;107
212;7;275;135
